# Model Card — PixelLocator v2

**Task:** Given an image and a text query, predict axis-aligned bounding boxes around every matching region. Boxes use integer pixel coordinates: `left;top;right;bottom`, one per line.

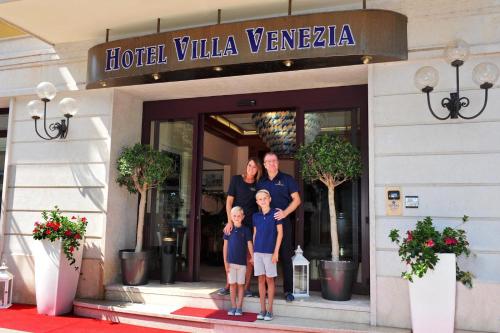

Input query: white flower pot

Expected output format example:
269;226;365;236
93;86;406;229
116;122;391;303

34;239;84;315
408;253;456;333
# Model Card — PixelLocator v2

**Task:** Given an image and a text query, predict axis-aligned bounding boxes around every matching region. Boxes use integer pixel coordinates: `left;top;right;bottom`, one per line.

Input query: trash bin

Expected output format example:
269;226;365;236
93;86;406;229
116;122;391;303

160;237;176;284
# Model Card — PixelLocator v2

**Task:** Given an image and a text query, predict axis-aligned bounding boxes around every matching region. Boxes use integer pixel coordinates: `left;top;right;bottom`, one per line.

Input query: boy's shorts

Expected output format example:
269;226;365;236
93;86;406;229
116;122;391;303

253;252;277;278
228;264;246;284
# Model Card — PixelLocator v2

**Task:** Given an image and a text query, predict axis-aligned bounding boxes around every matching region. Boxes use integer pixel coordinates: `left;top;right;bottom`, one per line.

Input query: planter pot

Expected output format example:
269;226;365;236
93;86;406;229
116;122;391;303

408;253;456;333
119;250;150;286
34;239;84;316
319;260;356;301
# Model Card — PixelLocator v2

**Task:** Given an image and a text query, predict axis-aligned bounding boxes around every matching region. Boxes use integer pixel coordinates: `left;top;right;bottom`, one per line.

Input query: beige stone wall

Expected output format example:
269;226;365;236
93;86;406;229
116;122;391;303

370;1;500;331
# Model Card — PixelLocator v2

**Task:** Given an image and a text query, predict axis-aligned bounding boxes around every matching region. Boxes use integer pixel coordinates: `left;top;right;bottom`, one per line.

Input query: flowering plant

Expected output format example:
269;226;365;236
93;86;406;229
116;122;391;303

389;216;473;288
32;206;88;268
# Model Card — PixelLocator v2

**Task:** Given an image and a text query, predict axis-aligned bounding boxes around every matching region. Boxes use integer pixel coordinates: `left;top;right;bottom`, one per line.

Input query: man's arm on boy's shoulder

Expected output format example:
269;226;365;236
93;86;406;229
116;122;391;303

274;192;301;221
272;224;283;264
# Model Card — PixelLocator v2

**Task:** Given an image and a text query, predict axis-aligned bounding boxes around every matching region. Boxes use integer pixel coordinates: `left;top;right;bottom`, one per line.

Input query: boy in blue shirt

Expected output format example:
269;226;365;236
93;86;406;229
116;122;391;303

223;206;254;316
253;189;283;321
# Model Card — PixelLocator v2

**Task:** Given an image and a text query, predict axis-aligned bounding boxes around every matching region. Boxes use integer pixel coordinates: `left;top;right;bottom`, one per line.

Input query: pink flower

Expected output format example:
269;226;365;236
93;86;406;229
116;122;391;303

425;239;435;248
445;237;458;246
34;222;40;226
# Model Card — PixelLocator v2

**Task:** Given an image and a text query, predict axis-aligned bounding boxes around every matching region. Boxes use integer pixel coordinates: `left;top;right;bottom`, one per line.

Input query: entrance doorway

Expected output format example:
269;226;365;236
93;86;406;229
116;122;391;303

142;85;369;294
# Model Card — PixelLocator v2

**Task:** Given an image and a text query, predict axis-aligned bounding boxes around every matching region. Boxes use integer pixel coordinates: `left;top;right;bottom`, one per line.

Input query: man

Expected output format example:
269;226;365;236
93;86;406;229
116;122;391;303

257;152;301;302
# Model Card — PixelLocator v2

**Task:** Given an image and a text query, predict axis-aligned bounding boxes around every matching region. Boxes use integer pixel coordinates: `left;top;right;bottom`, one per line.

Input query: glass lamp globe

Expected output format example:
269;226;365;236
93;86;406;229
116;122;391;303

36;82;57;101
414;66;439;91
59;97;78;117
27;100;44;118
444;39;470;64
472;62;500;87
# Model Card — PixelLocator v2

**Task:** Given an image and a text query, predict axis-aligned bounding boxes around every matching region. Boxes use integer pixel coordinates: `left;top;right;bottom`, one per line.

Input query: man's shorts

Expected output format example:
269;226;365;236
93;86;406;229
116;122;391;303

228;264;247;285
253;252;277;278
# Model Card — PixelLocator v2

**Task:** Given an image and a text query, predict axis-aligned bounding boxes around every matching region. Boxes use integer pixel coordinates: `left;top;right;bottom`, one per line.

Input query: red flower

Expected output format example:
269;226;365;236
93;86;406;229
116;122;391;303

33;228;39;233
74;233;81;239
445;237;458;246
34;222;40;226
81;217;87;223
64;230;73;237
71;216;76;220
45;230;51;235
424;239;435;247
52;223;61;231
405;231;413;242
69;246;74;253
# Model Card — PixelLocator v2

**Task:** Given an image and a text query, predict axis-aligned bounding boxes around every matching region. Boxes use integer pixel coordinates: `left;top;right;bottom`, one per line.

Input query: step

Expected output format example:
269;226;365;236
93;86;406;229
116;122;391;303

73;299;410;333
105;281;370;324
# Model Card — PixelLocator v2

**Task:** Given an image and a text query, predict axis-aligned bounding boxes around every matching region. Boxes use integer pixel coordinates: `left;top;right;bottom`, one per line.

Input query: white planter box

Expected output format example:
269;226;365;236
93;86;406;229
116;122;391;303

34;239;83;316
408;253;456;333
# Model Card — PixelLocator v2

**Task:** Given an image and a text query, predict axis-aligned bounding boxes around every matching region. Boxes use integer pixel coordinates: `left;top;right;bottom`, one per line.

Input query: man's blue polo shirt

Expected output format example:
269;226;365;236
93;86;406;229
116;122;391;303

252;208;282;254
223;226;252;265
257;171;299;214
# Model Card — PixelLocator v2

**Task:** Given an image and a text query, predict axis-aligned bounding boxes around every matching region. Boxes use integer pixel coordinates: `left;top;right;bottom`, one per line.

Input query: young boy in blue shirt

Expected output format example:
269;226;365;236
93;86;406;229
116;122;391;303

223;206;254;316
253;189;283;321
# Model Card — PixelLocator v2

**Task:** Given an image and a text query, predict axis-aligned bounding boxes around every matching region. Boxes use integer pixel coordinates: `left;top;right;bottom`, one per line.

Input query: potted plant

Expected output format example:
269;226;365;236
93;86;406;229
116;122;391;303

296;134;362;301
116;143;173;285
32;206;88;315
389;216;473;333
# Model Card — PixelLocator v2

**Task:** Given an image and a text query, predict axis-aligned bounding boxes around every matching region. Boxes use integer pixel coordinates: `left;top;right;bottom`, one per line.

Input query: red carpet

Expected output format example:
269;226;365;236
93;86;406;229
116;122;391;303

171;306;257;322
0;304;185;333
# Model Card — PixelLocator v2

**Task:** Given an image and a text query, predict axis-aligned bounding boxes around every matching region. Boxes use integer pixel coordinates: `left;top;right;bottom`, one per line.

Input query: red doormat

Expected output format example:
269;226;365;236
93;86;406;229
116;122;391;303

171;307;257;322
0;304;186;333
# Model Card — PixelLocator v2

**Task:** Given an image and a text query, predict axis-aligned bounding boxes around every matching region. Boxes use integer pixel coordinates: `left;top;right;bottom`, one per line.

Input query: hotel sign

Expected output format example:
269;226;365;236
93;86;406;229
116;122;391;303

87;10;407;88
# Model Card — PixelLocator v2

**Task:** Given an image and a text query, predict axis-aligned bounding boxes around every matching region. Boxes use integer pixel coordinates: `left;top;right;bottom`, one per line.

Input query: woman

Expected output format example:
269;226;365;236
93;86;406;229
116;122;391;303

217;157;262;297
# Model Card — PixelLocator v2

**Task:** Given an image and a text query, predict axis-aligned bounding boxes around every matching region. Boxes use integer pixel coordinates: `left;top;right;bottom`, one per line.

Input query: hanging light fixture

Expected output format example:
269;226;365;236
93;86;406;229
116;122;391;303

27;82;78;140
414;39;499;120
252;111;321;156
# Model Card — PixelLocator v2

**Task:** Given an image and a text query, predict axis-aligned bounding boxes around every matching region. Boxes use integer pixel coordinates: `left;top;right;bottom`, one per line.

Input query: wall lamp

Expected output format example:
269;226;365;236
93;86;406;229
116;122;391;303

27;82;78;140
414;39;499;120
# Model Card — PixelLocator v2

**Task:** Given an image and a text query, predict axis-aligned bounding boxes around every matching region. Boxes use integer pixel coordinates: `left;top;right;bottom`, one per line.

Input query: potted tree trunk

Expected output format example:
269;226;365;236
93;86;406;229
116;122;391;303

116;143;173;286
296;134;362;301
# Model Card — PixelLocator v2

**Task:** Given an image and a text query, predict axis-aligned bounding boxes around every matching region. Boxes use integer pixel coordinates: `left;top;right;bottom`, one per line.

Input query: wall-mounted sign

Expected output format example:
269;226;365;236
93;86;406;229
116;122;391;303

87;10;407;88
405;196;419;208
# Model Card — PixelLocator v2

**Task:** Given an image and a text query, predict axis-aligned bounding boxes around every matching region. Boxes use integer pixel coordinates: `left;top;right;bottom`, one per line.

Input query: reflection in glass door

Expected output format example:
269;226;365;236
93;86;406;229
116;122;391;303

148;120;194;280
302;109;362;287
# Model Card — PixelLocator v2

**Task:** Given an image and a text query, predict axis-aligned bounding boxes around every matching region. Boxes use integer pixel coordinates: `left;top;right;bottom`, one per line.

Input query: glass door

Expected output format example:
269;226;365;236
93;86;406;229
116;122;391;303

302;109;365;291
147;119;198;281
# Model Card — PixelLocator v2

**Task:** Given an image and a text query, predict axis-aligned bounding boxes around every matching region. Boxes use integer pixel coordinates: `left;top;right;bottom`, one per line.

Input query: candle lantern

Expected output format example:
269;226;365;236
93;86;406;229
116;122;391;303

292;245;309;298
0;262;13;309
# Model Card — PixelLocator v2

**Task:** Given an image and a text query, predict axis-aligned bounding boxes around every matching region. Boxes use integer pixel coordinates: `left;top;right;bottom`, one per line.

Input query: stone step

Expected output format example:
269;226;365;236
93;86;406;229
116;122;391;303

104;281;370;324
73;299;409;333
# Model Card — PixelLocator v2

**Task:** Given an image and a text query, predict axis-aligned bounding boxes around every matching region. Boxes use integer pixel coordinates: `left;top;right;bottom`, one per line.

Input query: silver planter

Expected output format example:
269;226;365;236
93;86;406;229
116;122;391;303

319;259;357;301
119;249;150;286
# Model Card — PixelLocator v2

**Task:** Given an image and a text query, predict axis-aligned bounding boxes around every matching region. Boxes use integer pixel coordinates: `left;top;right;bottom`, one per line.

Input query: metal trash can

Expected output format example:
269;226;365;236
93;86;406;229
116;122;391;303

160;237;176;284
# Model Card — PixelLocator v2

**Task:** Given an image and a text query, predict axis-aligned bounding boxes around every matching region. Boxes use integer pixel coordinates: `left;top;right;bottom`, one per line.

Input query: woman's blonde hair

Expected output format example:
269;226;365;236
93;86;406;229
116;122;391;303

243;157;263;181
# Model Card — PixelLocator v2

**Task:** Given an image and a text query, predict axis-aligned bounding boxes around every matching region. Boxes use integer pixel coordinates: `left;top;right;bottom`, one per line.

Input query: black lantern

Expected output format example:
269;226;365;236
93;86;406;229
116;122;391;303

27;82;78;140
414;39;499;120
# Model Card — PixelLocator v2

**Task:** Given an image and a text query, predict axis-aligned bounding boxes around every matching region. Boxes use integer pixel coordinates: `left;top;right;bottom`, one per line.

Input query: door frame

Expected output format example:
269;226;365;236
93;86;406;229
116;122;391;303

143;85;369;290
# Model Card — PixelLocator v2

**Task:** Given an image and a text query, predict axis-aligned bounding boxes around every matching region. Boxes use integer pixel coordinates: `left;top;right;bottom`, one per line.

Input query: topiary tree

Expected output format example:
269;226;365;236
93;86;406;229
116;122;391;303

296;134;362;261
117;143;173;253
